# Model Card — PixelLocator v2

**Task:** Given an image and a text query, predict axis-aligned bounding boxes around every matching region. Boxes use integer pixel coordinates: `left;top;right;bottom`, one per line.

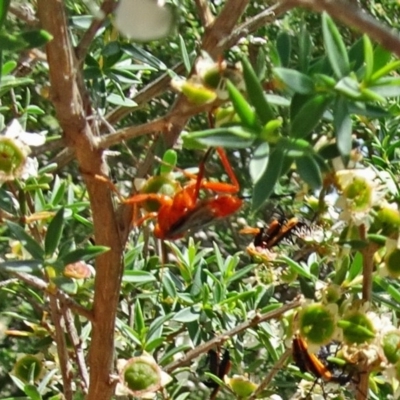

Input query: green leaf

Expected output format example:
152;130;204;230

0;31;27;51
322;13;350;78
173;306;201;323
159;344;192;365
226;79;259;130
290;94;332;138
1;59;17;75
186;126;256;148
374;276;400;305
241;56;274;124
0;29;54;52
0;187;16;213
122;270;156;284
0;75;34;95
6;221;44;259
0;259;43;273
134;299;145;336
278;255;313;279
106;93;137;107
335;76;362;99
147;313;174;342
249;142;269;183
121;43;167;70
273;68;314;94
50;177;66;206
0;0;10;30
368;80;400;98
348;102;389;118
280;137;312;158
252;147;284;211
360;87;387;103
59;246;109;265
296;155;322;189
348;252;363;282
298;27;312;72
276;32;291;67
20;29;53;49
51;277;78;295
24;384;42;400
363;35;374;83
179;34;191;73
348;36;365;72
162;272;177;298
372;45;393;76
45;208;65;256
333;96;352;161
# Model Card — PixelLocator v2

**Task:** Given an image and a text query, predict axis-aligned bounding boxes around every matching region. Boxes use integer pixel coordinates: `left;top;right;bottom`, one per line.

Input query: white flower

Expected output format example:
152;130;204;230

335;167;385;226
0;120;45;182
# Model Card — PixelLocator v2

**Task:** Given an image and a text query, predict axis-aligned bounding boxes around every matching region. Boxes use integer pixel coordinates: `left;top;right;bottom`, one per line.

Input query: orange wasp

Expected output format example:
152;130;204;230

292;335;333;383
241;215;304;250
125;147;242;240
292;335;356;398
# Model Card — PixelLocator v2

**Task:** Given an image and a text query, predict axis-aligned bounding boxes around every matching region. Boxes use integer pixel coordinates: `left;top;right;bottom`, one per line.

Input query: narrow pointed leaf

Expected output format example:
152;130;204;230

249;142;270;183
363;35;374;83
298;27;312;72
226;79;258;130
51;277;78;294
335;76;362;98
59;246;110;265
291;94;332;138
45;207;65;256
179;34;191;73
322;13;350;78
0;259;43;273
6;221;44;259
18;29;53;49
296;155;322;189
241;56;274;124
276;31;291;67
0;0;10;30
274;68;315;94
333;97;352;161
252;147;284;211
186;126;256;148
134;299;145;336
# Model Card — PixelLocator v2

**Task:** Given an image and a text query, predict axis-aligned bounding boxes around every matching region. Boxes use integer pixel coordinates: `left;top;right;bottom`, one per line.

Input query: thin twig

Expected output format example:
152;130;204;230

221;0;295;50
164;300;301;373
194;0;215;27
9;3;38;25
37;1;126;398
248;348;292;400
49;296;73;400
98;100;222;149
295;0;400;59
75;0;118;62
12;272;94;321
62;305;90;393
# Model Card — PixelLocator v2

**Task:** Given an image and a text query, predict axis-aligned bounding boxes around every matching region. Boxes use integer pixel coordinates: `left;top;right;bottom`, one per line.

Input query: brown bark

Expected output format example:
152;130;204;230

37;1;125;399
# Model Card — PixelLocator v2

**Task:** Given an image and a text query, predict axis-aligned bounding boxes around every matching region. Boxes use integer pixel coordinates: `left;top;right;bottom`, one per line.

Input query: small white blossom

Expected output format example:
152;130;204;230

0;120;45;182
335;167;385;227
